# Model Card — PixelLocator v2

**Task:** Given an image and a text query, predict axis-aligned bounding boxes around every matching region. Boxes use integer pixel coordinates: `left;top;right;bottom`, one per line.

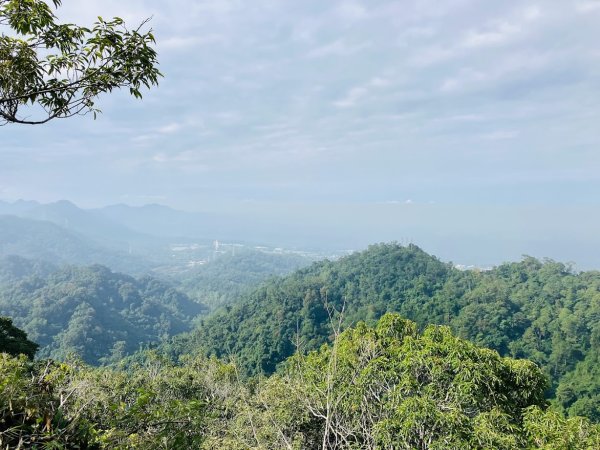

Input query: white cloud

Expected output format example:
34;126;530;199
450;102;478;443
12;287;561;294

5;0;600;226
335;1;368;23
522;5;542;20
131;134;157;143
439;50;553;94
480;130;519;140
158;123;183;134
440;68;487;92
306;39;370;58
57;0;152;26
411;5;543;68
397;26;436;47
460;5;542;49
434;114;485;123
576;1;600;13
291;23;318;43
334;87;369;108
408;45;457;67
334;77;392;108
462;21;521;48
160;34;225;51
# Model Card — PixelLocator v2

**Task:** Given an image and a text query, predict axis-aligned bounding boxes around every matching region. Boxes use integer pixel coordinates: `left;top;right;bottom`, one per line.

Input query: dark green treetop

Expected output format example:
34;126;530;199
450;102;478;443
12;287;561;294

0;316;37;358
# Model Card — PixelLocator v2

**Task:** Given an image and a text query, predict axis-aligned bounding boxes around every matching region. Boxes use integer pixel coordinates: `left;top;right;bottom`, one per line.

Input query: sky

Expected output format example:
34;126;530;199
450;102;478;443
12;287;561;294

1;0;600;266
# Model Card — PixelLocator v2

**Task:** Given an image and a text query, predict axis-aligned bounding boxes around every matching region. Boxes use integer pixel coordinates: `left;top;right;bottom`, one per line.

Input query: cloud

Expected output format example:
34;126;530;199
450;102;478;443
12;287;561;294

438;50;554;94
334;2;368;23
461;21;521;48
459;5;541;50
576;1;600;13
440;68;487;92
131;134;157;143
306;39;370;58
158;123;183;134
434;114;486;123
480;130;519;140
411;4;543;67
397;26;436;46
408;45;457;67
334;77;392;108
159;34;225;51
4;0;600;235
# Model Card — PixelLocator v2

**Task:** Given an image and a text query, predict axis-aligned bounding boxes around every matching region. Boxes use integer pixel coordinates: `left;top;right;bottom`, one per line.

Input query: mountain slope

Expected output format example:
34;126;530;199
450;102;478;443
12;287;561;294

0;215;153;273
170;244;452;373
175;249;312;310
168;243;600;420
21;200;152;248
0;255;56;284
0;264;206;364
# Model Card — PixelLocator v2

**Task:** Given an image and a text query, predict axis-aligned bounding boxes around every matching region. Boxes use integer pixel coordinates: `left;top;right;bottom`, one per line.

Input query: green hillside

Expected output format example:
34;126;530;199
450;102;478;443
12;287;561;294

175;249;312;310
2;315;599;449
0;264;206;364
169;243;600;420
0;215;154;273
0;255;56;284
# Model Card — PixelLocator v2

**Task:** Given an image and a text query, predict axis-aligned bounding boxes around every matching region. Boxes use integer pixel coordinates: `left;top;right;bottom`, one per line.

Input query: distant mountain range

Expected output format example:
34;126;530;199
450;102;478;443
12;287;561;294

0;199;347;251
0;215;155;274
0;199;271;244
0;199;323;275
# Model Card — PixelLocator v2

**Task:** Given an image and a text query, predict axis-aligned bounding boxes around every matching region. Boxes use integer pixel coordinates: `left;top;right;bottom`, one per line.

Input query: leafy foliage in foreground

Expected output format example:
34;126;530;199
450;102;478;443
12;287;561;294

0;316;37;359
0;264;206;364
1;315;599;449
0;0;160;125
171;243;600;421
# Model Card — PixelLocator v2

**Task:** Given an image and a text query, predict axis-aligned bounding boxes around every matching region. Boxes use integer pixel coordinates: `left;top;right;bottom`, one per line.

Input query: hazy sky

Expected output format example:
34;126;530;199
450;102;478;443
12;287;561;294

1;0;600;266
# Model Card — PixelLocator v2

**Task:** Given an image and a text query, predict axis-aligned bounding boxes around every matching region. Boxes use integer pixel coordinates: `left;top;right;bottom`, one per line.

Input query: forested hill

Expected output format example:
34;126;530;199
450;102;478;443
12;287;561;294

170;243;600;420
0;255;56;284
0;215;153;273
175;249;312;310
0;264;206;364
169;244;453;373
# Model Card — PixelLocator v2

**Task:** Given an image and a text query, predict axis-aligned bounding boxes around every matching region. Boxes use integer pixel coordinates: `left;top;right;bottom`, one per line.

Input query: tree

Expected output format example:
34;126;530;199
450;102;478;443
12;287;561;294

280;313;549;449
0;316;38;358
0;0;161;125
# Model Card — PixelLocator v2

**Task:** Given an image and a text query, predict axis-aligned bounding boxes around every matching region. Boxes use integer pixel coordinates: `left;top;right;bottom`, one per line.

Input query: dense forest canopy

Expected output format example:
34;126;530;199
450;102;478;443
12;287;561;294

167;243;600;421
0;316;37;359
1;315;599;449
0;263;206;364
175;249;312;310
2;243;600;448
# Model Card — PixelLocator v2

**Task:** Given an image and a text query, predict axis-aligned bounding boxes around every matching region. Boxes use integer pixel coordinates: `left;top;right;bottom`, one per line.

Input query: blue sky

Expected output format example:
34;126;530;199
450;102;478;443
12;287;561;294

2;0;600;266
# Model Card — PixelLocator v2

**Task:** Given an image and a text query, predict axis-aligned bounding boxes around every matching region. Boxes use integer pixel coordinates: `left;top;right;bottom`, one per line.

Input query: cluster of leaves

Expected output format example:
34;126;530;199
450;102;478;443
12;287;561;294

169;243;600;422
0;316;37;359
2;315;599;449
0;264;206;364
0;0;161;124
